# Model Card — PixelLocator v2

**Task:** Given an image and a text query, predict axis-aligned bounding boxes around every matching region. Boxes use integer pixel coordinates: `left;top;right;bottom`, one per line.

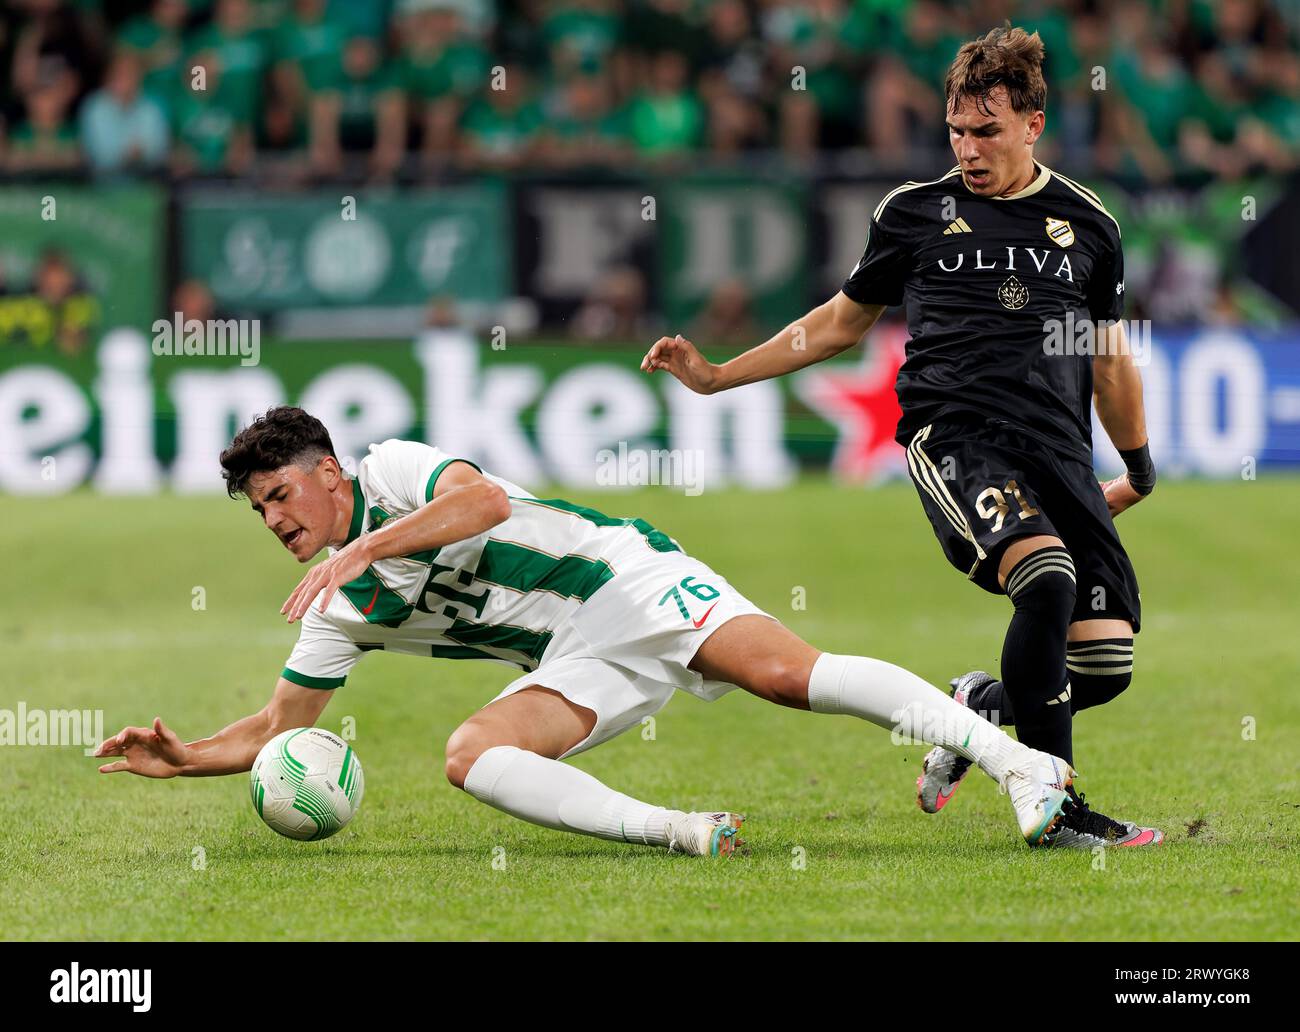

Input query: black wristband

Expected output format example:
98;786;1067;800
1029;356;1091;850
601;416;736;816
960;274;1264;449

1118;443;1156;496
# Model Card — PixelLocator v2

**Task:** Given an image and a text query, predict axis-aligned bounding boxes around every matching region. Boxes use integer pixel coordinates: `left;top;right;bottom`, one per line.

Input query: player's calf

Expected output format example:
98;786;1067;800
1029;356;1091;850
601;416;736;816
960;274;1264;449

456;743;745;855
447;689;744;855
999;544;1077;763
444;685;597;788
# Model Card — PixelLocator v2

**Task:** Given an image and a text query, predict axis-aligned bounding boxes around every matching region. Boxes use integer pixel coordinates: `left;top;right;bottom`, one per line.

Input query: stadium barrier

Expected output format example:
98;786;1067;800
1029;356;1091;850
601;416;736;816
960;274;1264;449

5;172;1291;351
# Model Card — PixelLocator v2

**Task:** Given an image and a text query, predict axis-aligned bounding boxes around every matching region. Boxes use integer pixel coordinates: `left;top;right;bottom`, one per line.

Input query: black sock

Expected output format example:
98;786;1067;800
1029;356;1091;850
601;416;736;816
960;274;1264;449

1000;547;1076;765
967;678;1014;725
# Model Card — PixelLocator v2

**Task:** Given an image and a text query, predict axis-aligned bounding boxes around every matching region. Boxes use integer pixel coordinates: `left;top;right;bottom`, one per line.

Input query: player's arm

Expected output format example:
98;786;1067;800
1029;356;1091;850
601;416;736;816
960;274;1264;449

93;676;332;778
641;292;886;395
643;201;910;393
281;460;510;623
1094;320;1156;517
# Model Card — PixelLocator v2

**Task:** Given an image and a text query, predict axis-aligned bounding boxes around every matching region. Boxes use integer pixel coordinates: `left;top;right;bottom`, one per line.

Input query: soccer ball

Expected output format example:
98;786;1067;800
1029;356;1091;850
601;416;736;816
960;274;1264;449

250;728;364;840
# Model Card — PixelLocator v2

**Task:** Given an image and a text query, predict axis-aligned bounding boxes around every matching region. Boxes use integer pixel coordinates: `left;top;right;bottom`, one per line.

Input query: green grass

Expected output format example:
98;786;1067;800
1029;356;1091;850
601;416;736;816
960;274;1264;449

2;478;1298;940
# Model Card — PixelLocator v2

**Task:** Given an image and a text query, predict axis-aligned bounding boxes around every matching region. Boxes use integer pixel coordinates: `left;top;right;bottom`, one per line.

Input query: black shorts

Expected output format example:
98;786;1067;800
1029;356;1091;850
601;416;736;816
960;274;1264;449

903;420;1141;633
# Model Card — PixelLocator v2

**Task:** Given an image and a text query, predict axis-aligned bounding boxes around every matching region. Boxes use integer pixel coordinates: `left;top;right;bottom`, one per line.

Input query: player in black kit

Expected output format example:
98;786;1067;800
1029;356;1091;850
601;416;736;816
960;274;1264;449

641;24;1162;848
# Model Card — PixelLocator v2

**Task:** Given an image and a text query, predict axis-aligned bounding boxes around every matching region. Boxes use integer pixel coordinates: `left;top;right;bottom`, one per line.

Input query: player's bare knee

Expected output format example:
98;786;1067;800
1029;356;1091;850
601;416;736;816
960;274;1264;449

443;750;476;791
997;535;1063;585
1004;544;1076;621
748;656;811;709
444;725;487;790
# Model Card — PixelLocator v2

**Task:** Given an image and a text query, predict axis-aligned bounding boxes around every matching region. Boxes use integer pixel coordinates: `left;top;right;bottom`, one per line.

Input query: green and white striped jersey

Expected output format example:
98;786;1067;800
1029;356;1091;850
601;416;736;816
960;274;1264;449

281;439;682;689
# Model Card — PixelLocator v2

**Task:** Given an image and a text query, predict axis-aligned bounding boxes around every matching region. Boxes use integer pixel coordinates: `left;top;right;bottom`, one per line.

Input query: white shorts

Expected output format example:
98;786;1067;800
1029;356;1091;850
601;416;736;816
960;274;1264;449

491;550;775;758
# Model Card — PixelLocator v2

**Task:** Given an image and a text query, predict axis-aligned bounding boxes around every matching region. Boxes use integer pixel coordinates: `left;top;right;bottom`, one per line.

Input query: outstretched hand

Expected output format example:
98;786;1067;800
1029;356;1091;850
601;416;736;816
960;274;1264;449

94;717;190;777
641;334;718;395
281;537;371;623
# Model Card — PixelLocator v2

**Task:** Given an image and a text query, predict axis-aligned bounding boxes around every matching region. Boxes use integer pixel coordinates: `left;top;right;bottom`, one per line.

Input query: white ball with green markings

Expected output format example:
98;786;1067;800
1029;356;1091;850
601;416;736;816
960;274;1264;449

250;728;364;840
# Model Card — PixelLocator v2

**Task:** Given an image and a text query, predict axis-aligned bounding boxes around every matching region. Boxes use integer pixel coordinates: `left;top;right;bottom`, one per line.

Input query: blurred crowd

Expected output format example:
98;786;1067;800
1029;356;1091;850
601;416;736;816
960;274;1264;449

1;0;1298;183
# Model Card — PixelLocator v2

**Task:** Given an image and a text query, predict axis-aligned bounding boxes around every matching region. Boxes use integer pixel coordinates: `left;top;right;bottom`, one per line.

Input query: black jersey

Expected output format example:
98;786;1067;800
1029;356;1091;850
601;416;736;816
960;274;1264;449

841;163;1125;463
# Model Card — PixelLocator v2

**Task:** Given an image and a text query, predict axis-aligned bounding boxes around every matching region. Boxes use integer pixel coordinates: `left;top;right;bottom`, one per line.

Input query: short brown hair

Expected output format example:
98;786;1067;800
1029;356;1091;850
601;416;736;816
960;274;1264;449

219;406;337;499
945;24;1046;116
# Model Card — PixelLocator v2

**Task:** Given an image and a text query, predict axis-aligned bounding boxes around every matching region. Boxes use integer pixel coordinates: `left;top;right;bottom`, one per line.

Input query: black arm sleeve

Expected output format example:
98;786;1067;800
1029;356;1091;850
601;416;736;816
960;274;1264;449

841;210;910;307
1086;234;1126;323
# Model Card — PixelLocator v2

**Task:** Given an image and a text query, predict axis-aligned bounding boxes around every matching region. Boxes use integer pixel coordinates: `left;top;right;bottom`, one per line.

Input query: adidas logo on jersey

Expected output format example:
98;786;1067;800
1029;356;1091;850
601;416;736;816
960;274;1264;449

942;217;973;235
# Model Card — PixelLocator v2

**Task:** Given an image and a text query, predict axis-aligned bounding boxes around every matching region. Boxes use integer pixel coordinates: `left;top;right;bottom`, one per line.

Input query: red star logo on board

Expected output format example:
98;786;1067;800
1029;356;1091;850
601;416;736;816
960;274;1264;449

795;324;908;482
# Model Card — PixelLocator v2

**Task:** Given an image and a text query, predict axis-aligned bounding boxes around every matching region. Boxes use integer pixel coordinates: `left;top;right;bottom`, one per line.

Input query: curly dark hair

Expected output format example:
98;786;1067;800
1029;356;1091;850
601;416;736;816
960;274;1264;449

219;406;337;499
945;24;1047;117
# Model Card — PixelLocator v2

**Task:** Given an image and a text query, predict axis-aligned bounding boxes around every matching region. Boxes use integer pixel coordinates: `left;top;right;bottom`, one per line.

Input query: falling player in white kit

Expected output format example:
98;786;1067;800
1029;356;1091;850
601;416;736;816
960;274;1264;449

95;406;1076;855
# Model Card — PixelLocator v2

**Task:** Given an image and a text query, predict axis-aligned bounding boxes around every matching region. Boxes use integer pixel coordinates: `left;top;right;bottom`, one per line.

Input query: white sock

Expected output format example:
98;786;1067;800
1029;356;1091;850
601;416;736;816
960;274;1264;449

463;745;674;846
806;652;1023;779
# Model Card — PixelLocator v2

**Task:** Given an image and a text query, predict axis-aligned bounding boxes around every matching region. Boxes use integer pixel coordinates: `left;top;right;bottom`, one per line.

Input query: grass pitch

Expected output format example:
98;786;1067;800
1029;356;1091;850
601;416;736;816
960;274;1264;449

2;477;1297;940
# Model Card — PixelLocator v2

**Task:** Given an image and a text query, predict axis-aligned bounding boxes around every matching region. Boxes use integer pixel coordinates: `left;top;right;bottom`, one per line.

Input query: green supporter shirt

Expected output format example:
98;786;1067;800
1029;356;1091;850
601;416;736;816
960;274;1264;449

877;11;962;90
461;97;545;156
1018;10;1081;91
1255;90;1300;147
627;91;702;155
173;86;246;171
187;24;271;121
336;65;401;145
1111;50;1196;151
543;8;621;70
117;17;185;114
274;15;349;92
399;40;490;101
328;0;391;40
769;5;872;119
550;106;631;149
1189;83;1249;144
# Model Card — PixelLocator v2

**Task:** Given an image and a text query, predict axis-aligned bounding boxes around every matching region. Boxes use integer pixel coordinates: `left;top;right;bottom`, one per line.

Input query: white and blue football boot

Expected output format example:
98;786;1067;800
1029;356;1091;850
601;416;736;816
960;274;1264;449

665;811;745;857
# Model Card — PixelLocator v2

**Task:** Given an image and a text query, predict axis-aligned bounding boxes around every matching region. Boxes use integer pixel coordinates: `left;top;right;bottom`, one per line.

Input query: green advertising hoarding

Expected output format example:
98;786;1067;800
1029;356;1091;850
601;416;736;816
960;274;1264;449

656;175;809;329
172;173;1294;331
179;184;510;310
0;184;164;348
